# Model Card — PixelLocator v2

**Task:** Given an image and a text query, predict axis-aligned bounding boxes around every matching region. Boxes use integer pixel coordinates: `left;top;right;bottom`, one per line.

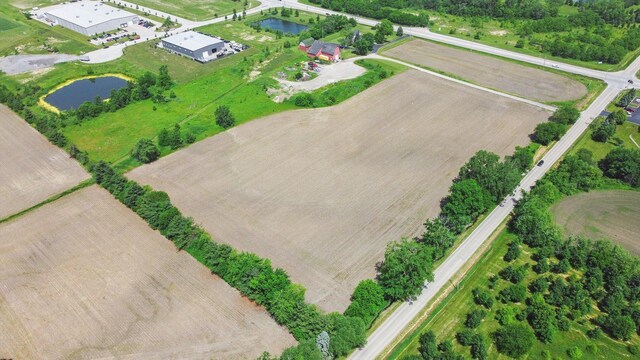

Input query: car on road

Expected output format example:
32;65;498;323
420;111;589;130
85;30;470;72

537;160;545;167
629;79;635;84
551;64;559;68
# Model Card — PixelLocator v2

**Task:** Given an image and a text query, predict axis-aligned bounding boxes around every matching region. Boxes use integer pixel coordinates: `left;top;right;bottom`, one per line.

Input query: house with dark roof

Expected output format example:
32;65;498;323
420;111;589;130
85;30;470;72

299;39;341;62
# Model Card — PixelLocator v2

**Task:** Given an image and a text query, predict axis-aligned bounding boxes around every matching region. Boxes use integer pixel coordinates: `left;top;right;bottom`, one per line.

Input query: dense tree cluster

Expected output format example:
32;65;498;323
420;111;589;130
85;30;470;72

409;147;640;359
310;0;640;64
0;84;68;147
599;147;640;187
309;0;429;26
533;105;581;146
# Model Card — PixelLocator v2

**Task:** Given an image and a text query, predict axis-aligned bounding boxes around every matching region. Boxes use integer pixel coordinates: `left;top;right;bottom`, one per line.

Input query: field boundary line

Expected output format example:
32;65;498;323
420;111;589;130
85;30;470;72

0;179;94;224
370;53;556;112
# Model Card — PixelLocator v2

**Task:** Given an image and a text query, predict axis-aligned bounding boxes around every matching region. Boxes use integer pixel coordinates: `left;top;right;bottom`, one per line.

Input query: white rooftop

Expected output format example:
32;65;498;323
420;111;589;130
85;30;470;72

163;31;223;51
45;1;136;28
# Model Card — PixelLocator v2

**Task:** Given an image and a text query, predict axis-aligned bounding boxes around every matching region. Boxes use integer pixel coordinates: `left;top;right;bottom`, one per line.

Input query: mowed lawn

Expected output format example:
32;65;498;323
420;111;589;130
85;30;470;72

382;38;587;103
0;3;95;56
129;69;551;312
0;185;295;359
123;0;260;20
569;121;640;161
551;190;640;256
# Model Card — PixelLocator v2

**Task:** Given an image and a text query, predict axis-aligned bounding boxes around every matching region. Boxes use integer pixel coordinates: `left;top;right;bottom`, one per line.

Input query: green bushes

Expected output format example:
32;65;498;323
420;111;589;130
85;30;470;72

291;61;392;108
90;161;366;357
493;324;535;358
377;239;434;301
344;280;389;327
534;122;566;145
599;147;640;187
131;138;160;163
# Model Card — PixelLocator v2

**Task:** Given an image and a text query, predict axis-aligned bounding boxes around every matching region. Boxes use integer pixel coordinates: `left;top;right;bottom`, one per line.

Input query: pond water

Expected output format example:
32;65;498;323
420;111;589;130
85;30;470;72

44;76;128;111
255;18;308;35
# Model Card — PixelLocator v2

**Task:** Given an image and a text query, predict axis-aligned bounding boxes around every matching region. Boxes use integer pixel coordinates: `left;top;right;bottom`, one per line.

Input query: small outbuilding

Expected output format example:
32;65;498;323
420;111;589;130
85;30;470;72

43;1;138;36
161;31;225;63
299;39;341;62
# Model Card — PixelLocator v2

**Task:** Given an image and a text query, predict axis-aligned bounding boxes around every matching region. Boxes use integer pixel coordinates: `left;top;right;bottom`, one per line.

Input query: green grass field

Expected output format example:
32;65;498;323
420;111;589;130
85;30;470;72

0;3;95;56
0;17;20;31
388;229;636;360
116;0;260;21
551;190;640;256
569;121;640;161
39;13;399;171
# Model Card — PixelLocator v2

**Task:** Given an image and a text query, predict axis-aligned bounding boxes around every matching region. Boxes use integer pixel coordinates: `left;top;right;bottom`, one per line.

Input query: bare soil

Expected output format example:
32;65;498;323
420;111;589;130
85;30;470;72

0;186;295;359
551;190;640;255
383;39;587;103
0;105;89;219
129;70;551;312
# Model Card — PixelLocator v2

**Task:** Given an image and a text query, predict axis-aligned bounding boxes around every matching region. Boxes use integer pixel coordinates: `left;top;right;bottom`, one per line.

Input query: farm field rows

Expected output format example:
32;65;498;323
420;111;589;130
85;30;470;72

382;38;587;103
0;185;295;359
0;105;89;219
129;69;551;313
551;190;640;256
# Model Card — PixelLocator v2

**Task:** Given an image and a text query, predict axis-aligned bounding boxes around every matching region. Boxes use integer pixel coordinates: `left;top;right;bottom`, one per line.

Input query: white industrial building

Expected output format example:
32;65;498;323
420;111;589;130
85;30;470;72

161;31;225;62
43;1;138;36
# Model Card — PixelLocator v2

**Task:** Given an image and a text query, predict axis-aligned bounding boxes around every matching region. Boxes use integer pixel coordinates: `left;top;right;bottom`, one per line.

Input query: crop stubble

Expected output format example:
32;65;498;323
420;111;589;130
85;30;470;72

0;185;295;359
129;70;551;312
383;39;587;103
0;104;89;219
551;190;640;256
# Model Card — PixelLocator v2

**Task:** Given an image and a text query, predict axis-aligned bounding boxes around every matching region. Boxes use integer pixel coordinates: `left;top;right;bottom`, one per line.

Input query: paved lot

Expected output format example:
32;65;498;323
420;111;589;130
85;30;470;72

129;70;550;312
273;59;366;100
0;54;79;75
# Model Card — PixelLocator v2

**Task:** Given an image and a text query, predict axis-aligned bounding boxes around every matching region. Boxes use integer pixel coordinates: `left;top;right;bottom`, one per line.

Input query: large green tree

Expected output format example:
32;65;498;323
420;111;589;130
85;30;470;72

377;239;434;301
215;105;236;129
493;324;535;358
131;138;160;163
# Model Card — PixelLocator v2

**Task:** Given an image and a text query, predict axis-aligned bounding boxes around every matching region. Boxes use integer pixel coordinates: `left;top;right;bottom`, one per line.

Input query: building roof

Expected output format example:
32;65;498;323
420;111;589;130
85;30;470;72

162;31;223;51
45;1;136;28
300;38;315;47
307;40;340;56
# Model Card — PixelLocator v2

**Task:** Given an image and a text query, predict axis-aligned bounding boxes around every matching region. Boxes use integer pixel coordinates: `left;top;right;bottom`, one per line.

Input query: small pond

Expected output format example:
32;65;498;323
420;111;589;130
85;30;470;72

255;18;308;35
44;76;129;111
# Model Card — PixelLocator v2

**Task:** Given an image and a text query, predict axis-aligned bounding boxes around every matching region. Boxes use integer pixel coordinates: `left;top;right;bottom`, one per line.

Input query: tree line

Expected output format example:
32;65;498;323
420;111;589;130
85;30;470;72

407;147;640;360
308;0;429;26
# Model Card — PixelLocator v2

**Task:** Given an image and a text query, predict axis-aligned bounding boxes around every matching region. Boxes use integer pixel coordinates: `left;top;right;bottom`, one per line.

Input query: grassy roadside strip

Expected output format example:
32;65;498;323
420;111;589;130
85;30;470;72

378;37;606;111
385;220;511;359
295;0;638;72
0;178;95;224
363;210;492;340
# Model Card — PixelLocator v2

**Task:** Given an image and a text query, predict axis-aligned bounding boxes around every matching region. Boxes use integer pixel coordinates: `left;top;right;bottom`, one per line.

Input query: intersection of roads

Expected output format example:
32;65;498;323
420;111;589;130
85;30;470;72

84;1;640;358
